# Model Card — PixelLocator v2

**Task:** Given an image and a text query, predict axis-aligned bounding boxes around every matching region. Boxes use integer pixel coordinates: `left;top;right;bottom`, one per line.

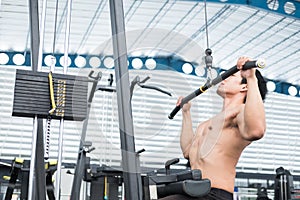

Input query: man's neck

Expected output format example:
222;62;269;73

222;95;244;111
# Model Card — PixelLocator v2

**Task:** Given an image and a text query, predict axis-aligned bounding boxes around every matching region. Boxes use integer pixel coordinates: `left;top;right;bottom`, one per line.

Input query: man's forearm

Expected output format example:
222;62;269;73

244;77;266;139
180;111;194;157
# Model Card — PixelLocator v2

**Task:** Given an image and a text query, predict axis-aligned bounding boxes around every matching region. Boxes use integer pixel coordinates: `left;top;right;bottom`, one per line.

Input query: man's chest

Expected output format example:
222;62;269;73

194;111;242;158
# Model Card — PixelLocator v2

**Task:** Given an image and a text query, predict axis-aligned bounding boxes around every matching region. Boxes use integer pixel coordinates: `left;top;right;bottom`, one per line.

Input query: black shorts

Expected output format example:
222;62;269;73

158;188;233;200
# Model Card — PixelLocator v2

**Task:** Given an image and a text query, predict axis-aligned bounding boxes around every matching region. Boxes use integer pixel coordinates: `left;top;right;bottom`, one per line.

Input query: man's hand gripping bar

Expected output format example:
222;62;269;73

168;59;266;119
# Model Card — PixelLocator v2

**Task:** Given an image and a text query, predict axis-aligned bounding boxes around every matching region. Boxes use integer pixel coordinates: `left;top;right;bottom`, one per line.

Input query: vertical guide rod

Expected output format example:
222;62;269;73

37;0;47;72
55;0;72;198
109;0;143;199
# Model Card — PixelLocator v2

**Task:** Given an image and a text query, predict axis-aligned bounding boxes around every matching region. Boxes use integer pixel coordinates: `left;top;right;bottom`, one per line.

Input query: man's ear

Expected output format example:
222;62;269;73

240;84;248;92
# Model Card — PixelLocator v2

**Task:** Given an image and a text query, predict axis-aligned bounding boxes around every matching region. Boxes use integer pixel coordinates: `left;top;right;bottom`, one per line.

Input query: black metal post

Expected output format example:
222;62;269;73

35;118;46;200
109;0;143;199
29;0;39;73
28;0;46;199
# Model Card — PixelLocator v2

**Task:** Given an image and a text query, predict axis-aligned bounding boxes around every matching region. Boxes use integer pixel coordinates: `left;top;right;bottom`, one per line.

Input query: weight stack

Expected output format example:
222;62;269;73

12;69;88;121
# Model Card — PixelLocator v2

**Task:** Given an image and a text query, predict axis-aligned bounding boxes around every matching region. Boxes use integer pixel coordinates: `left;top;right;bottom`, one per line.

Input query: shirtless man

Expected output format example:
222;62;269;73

160;57;267;200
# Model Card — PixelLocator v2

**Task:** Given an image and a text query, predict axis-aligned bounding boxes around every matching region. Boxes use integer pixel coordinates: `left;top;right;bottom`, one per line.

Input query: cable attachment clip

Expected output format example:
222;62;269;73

204;48;213;83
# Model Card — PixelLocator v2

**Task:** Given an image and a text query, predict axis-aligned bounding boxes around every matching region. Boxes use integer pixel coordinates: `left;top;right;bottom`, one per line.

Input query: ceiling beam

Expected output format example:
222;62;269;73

183;0;300;19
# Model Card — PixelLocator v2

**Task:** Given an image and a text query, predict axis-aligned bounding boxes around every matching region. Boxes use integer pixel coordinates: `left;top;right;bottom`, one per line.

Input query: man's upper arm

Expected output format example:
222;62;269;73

237;105;265;141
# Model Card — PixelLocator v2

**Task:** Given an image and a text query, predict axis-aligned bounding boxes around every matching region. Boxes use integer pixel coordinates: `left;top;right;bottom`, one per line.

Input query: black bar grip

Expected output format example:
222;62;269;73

242;59;266;70
168;106;180;120
218;59;266;82
168;88;204;119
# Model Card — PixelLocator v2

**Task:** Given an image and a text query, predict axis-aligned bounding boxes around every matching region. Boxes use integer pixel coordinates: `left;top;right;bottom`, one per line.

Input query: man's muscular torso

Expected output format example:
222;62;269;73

187;104;251;193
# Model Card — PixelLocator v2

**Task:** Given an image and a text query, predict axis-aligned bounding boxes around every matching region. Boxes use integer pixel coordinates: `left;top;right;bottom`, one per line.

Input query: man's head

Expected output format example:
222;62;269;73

217;70;267;103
